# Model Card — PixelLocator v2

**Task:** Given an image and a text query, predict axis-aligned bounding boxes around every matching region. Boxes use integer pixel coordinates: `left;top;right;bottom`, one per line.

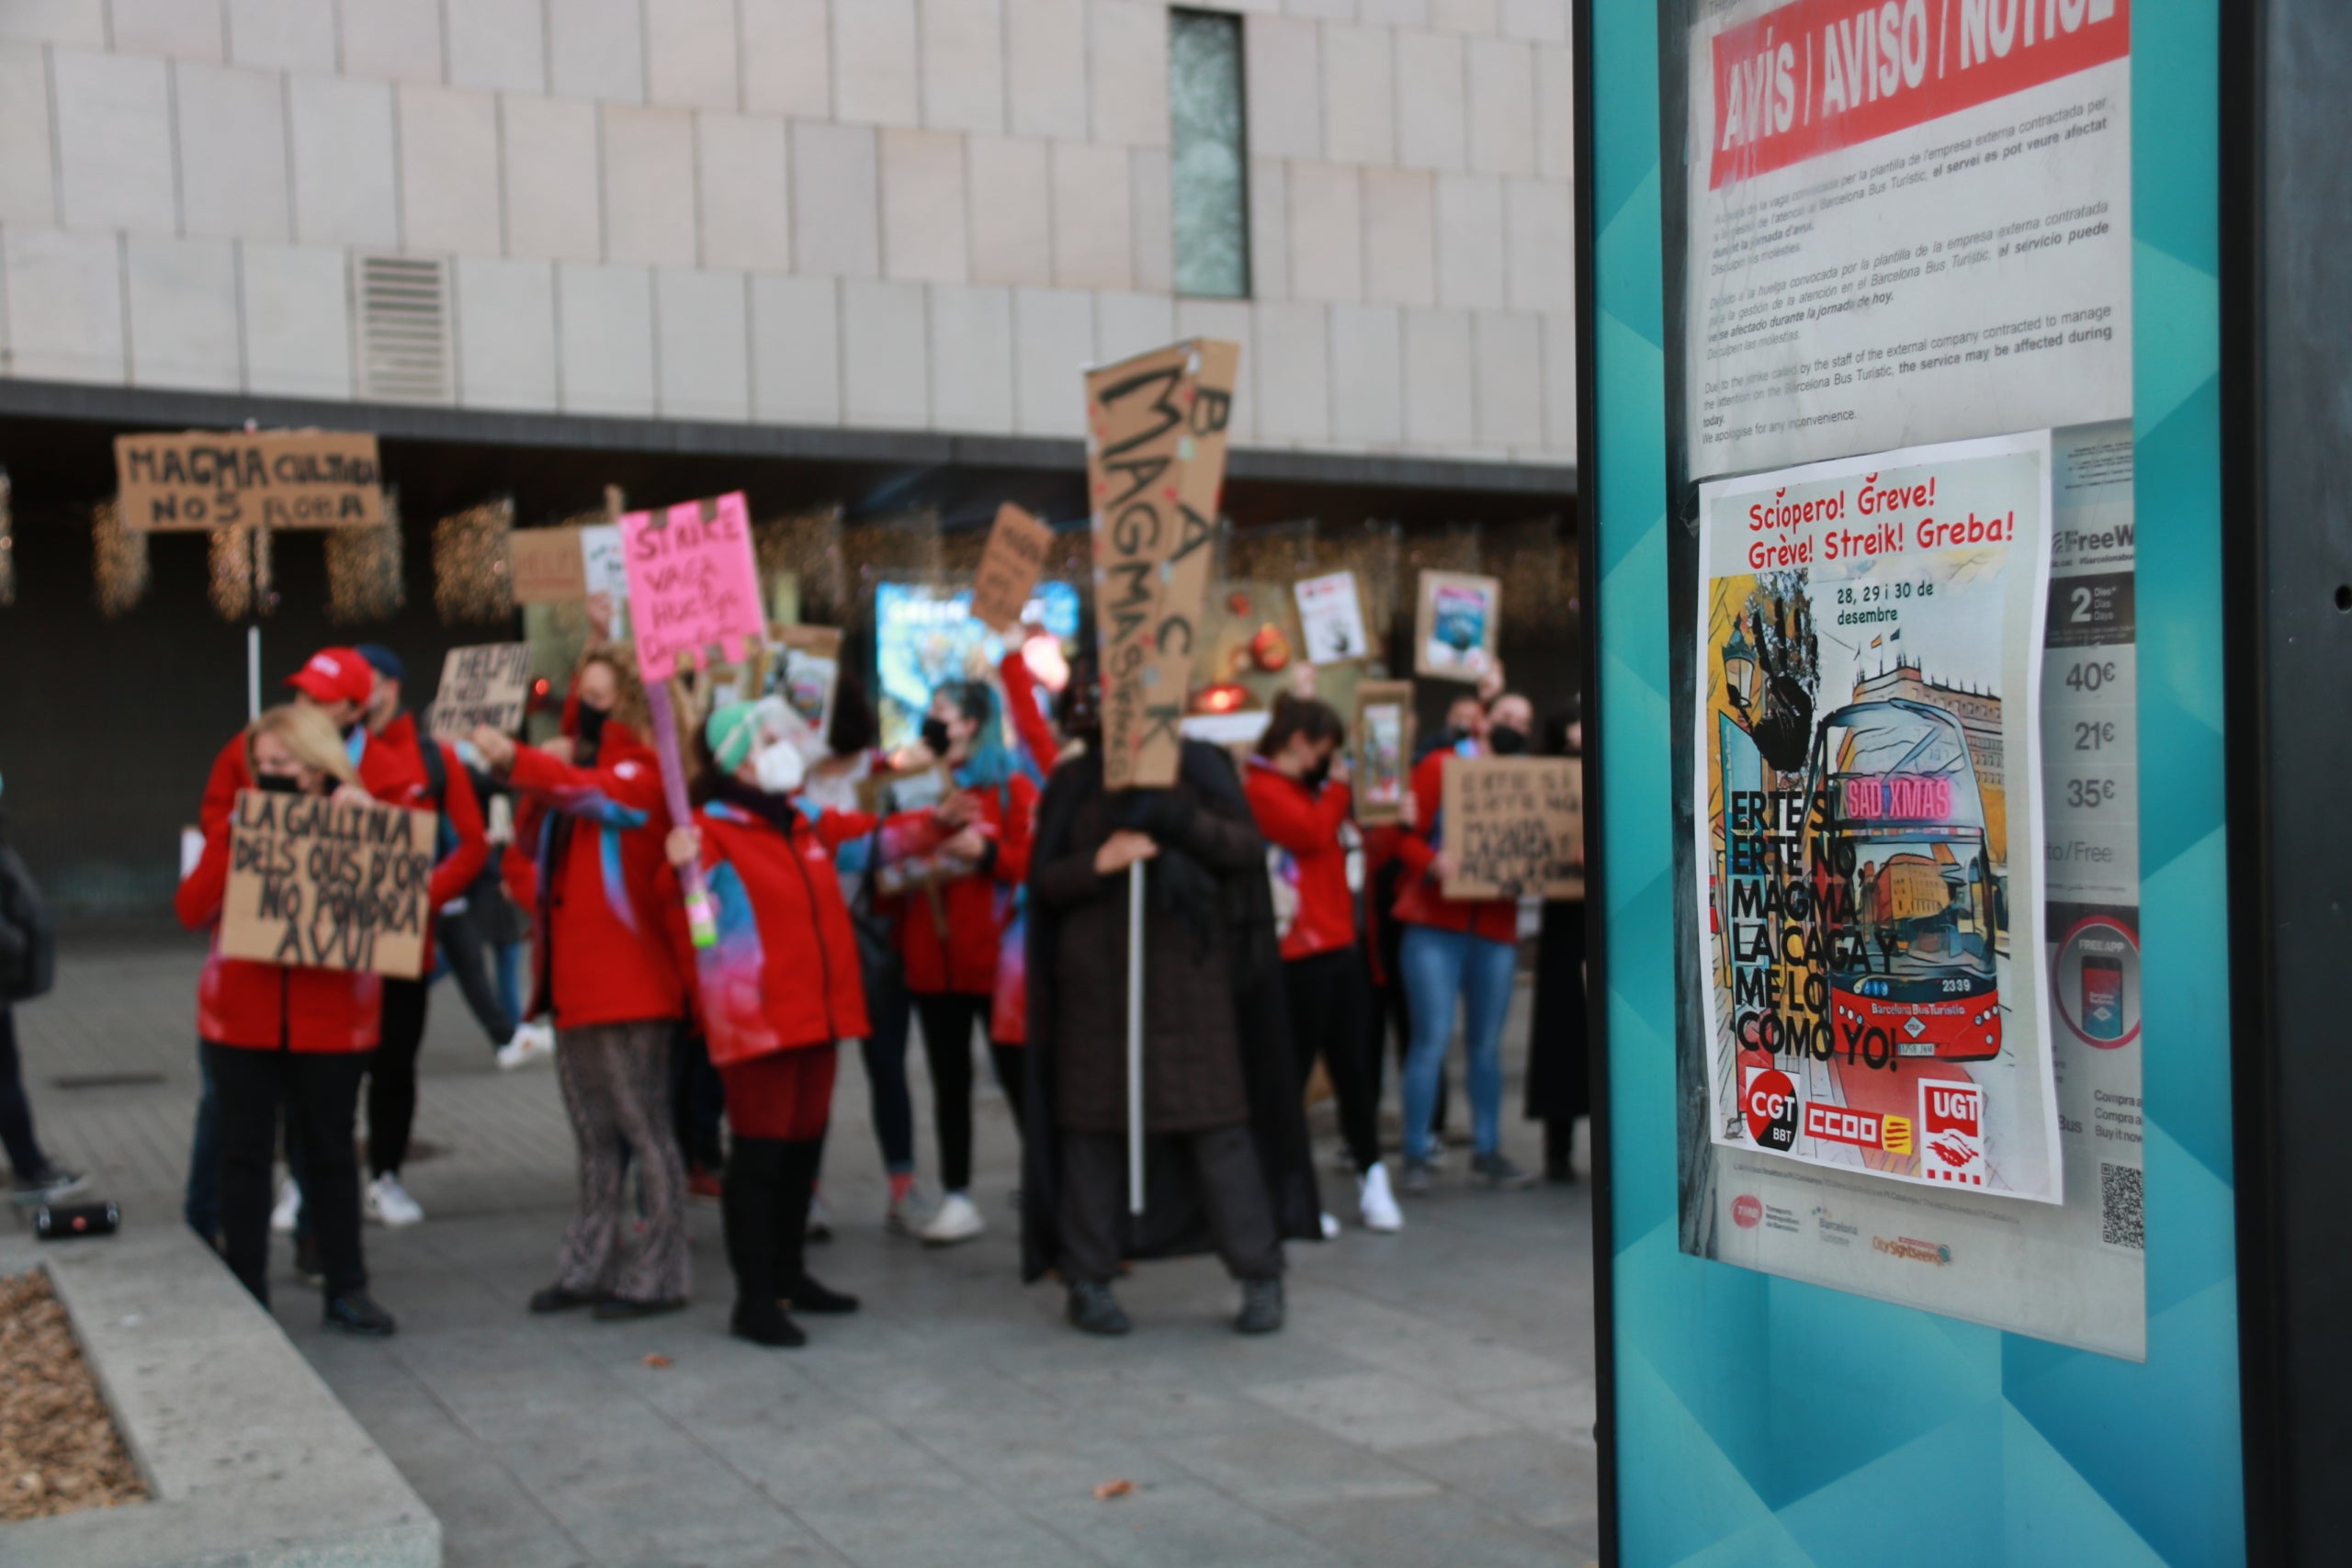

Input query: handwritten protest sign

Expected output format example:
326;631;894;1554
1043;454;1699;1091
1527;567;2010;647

1086;338;1240;788
1352;681;1414;825
427;643;533;740
972;503;1056;632
619;492;764;682
220;790;436;978
115;430;384;530
768;626;842;759
509;527;587;603
1440;756;1584;900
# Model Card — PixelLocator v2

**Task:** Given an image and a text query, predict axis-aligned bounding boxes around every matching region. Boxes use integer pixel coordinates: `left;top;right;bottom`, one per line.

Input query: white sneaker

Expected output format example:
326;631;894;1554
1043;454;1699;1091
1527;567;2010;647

365;1172;424;1228
1359;1162;1404;1234
807;1194;833;1241
495;1021;555;1071
269;1177;301;1235
1318;1211;1342;1240
918;1191;986;1247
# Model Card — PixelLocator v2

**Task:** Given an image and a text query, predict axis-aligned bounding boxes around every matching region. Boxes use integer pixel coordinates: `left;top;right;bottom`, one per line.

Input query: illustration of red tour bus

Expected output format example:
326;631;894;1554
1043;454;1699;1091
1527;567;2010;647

1805;699;2004;1063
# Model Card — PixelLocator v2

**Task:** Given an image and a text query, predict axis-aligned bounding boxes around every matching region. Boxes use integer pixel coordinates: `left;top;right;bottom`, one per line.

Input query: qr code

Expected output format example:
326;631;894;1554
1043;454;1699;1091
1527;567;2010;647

2099;1162;2144;1249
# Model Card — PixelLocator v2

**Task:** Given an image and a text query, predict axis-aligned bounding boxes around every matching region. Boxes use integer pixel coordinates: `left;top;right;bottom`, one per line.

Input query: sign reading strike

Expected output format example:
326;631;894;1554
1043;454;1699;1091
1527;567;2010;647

220;790;435;978
971;503;1057;632
114;430;385;530
1085;339;1239;788
1440;757;1585;900
618;492;765;682
427;643;533;740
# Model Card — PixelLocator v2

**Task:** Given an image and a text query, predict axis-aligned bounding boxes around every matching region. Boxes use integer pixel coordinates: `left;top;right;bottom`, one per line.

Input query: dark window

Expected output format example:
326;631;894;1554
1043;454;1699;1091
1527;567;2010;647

1169;8;1250;299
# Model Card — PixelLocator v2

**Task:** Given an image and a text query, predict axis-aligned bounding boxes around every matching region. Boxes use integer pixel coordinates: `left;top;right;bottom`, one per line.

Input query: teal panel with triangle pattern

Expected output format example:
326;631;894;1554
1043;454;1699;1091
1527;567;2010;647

1587;0;2245;1562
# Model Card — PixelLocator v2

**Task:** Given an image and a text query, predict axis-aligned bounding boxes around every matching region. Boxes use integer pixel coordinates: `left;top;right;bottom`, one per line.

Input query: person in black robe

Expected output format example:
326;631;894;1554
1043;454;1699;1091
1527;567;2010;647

1020;675;1321;1336
1525;702;1589;1181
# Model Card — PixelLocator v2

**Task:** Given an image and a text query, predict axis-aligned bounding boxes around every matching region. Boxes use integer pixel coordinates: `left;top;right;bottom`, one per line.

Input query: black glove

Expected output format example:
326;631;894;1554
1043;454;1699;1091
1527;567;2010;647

1114;787;1197;845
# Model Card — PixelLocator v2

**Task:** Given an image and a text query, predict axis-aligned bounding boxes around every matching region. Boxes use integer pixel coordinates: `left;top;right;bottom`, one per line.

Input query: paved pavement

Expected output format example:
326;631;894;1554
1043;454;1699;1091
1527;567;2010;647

10;932;1600;1568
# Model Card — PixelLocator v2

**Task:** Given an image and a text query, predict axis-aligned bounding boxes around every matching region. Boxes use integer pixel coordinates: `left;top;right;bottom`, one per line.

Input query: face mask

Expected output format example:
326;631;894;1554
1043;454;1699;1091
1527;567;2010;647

921;716;952;756
575;704;610;746
1487;726;1529;756
338;720;362;741
752;740;806;795
257;773;303;795
1303;755;1333;789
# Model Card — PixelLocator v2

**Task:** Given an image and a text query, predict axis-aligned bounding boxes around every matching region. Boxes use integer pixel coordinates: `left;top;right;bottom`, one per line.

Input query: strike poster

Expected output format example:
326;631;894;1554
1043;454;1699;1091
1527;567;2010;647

1674;0;2144;1357
1697;433;2057;1200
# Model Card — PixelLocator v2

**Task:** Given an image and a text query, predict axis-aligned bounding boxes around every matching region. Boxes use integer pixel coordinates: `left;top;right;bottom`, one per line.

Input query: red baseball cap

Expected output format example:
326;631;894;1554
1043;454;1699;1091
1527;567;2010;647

285;647;377;706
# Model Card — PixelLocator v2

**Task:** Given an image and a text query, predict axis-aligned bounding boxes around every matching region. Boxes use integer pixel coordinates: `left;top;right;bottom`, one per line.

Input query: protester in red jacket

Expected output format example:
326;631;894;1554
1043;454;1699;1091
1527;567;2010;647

198;646;380;837
663;700;873;1347
473;646;690;1319
888;678;1037;1247
341;644;488;1230
175;704;398;1337
1392;692;1542;1194
1243;694;1401;1234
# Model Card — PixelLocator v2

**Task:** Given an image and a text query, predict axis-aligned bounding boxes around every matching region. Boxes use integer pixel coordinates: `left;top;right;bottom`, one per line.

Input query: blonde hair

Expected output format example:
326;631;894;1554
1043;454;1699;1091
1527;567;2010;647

578;641;652;736
246;703;360;788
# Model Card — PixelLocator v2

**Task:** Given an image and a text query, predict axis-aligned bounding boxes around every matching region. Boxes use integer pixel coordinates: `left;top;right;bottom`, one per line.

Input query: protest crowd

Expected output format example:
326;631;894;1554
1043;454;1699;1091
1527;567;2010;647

118;608;1590;1348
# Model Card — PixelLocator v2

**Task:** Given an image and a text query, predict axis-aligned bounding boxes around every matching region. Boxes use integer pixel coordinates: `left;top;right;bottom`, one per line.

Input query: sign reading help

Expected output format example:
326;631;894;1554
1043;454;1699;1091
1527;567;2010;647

1440;756;1585;901
427;642;534;740
618;492;764;683
1085;338;1239;789
219;790;437;979
114;429;384;531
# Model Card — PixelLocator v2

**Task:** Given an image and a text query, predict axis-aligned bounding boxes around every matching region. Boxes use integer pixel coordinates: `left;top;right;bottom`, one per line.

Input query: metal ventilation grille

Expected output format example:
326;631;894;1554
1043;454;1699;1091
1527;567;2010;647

352;254;452;403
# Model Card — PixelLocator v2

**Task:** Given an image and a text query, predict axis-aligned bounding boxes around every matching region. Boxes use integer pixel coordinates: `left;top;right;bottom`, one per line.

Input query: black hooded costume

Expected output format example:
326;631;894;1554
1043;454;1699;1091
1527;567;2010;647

1019;739;1323;1283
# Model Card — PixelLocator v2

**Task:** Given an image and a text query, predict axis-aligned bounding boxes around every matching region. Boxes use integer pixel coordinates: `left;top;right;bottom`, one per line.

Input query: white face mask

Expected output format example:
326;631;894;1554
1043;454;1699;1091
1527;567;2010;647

752;739;806;795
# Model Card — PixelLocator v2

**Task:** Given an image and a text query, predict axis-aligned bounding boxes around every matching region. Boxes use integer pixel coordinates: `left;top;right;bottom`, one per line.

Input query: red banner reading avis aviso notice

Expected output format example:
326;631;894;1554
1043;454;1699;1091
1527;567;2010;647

1710;0;2129;189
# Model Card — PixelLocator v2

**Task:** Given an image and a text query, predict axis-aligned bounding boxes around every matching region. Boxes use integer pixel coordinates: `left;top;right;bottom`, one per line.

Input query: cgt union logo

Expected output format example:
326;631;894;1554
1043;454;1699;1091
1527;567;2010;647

1744;1067;1800;1153
1920;1081;1985;1186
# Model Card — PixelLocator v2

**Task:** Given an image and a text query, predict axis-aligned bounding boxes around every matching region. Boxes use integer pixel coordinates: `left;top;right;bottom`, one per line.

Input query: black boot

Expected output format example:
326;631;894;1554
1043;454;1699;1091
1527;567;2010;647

1235;1277;1284;1335
776;1138;859;1315
323;1291;398;1337
1066;1280;1131;1336
724;1138;803;1348
1544;1117;1577;1184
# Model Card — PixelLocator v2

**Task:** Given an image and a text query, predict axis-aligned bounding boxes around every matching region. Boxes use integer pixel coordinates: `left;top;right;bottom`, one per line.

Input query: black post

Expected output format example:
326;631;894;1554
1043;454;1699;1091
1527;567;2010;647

2222;1;2352;1562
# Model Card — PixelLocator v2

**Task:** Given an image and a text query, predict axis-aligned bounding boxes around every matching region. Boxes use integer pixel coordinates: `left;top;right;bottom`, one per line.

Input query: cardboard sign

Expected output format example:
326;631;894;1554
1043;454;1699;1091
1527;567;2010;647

219;789;436;978
619;492;765;682
768;625;843;760
1351;680;1415;825
115;429;385;531
1440;755;1584;900
1086;337;1240;788
509;527;587;603
856;760;952;818
972;503;1057;632
1295;570;1371;665
427;642;534;740
1415;570;1502;683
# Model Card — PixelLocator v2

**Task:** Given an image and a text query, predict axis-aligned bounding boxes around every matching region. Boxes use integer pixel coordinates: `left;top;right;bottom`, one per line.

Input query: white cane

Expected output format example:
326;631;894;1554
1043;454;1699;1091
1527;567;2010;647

1127;858;1146;1216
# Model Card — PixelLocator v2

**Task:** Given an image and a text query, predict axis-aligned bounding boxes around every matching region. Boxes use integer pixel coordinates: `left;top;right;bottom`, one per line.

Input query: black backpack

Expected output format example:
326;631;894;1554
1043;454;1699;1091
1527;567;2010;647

0;840;55;1005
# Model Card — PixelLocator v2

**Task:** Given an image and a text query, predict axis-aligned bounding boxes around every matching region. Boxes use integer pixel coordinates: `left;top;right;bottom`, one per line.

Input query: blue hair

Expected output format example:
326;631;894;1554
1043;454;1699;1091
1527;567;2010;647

946;680;1017;795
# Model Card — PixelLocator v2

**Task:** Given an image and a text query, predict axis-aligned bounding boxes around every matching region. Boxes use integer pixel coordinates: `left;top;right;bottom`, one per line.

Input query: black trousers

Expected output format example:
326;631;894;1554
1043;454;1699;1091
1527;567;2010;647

434;899;515;1048
366;975;429;1178
913;992;989;1192
205;1043;367;1303
1284;948;1381;1174
0;1008;53;1179
1057;1125;1283;1286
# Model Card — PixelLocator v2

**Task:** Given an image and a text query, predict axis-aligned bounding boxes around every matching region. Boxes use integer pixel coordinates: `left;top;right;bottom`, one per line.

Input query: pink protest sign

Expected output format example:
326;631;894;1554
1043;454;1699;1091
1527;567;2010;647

618;491;764;682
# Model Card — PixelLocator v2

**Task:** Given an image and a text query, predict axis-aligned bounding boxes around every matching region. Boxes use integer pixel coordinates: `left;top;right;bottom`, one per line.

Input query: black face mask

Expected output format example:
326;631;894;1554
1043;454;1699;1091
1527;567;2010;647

1487;726;1530;756
575;704;610;748
256;773;303;795
338;720;362;741
1304;757;1334;789
921;716;953;756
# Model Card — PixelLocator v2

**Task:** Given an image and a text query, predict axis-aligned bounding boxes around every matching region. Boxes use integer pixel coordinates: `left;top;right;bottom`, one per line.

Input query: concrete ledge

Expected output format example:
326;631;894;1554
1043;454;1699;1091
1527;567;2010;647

0;1224;439;1568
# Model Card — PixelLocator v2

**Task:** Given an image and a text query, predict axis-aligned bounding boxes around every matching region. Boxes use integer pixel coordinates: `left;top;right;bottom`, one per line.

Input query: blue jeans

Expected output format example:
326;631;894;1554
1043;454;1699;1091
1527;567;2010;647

1399;924;1517;1162
493;942;525;1028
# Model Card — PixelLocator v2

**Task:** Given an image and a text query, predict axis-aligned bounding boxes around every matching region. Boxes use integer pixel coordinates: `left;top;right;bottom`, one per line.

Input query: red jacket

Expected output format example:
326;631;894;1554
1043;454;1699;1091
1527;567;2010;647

199;716;487;966
507;724;684;1029
1242;758;1356;961
998;647;1061;773
174;801;382;1054
1391;748;1518;944
892;770;1037;996
663;801;872;1066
